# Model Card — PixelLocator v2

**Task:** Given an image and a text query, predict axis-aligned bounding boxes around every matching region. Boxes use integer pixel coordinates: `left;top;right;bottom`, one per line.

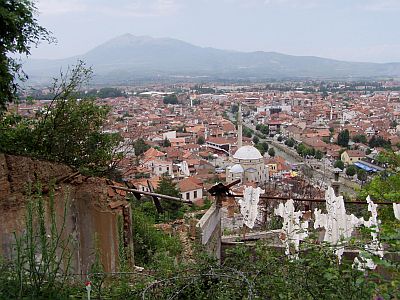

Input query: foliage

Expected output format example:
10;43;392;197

230;104;238;113
285;137;296;147
369;135;391;149
0;0;53;113
337;129;350;147
155;174;183;219
256;141;269;156
197;136;205;145
357;168;368;182
243;125;253;138
256;123;269;135
163;94;178;105
277;135;283;142
162;137;171;147
334;159;345;170
0;61;123;175
133;138;150;156
352;134;367;144
141;241;387;299
296;143;319;158
359;151;400;202
315;150;323;160
346;165;357;177
0;183;73;299
268;147;275;157
131;203;182;267
252;135;259;145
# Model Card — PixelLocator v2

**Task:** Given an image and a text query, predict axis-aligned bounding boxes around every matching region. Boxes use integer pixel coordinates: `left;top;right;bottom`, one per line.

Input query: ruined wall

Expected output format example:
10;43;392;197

196;204;221;261
0;154;127;273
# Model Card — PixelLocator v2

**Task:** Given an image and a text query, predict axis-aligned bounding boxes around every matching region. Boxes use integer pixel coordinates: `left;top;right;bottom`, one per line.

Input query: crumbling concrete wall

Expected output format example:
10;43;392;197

0;154;127;274
196;204;221;261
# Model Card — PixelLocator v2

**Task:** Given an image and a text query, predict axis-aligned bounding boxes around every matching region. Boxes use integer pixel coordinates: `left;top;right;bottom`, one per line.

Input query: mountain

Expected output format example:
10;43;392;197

24;33;400;84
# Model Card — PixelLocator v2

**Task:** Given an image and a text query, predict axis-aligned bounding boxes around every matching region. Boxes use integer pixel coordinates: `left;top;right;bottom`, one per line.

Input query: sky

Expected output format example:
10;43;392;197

29;0;400;63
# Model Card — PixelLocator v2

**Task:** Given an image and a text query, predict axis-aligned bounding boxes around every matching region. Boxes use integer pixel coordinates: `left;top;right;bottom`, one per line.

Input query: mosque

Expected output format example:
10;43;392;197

226;104;269;186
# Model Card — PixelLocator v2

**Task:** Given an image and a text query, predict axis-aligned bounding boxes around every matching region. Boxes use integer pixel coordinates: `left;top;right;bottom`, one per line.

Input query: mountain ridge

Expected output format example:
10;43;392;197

24;34;400;84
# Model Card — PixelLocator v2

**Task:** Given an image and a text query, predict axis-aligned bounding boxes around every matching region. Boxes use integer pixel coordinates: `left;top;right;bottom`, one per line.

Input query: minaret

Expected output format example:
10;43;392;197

237;102;243;148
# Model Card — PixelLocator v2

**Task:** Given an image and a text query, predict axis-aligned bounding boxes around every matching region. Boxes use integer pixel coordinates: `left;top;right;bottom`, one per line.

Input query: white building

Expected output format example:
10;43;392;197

226;103;269;186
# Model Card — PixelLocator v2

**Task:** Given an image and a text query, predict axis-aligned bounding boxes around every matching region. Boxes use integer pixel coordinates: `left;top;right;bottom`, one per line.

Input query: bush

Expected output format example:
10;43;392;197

346;165;357;177
334;160;345;170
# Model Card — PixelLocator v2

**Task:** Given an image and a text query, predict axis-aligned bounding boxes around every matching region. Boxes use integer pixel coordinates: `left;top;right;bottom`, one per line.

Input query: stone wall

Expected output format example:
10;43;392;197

0;154;128;274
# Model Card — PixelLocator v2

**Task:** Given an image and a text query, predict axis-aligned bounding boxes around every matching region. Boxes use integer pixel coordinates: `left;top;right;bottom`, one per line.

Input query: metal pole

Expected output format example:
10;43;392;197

110;186;193;204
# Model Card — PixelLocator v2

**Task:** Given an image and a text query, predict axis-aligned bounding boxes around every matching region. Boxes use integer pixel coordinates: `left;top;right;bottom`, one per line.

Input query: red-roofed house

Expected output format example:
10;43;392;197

178;177;203;204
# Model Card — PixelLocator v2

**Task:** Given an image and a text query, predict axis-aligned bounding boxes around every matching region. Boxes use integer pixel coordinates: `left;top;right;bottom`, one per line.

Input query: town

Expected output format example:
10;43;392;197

16;80;400;201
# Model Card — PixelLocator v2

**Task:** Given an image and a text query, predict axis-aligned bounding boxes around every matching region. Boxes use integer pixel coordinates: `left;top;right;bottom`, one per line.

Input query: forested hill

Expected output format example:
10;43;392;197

25;33;400;84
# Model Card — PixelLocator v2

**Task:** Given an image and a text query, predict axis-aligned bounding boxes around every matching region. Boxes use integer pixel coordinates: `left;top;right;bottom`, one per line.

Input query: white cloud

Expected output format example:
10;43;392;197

37;0;180;17
37;0;87;15
362;0;400;12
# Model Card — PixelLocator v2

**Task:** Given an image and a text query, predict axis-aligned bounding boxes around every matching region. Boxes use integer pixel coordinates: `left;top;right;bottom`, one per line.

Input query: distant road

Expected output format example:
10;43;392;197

237;114;359;195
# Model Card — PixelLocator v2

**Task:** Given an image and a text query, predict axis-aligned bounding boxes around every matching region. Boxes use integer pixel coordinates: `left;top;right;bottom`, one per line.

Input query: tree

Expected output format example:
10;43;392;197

277;135;283;142
0;0;53;113
155;174;182;219
0;61;123;174
252;136;259;145
337;129;350;147
345;165;357;177
197;136;205;145
256;142;269;155
268;147;275;157
359;151;400;202
334;160;345;170
357;168;367;183
162;137;171;147
243;126;253;138
285;138;295;148
315;150;323;160
369;135;391;149
133;138;150;156
352;134;367;144
163;94;178;104
231;104;239;113
259;124;269;135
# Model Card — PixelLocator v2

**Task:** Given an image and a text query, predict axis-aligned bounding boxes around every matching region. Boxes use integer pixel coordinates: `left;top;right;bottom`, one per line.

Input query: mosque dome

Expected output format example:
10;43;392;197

230;164;244;173
233;145;263;160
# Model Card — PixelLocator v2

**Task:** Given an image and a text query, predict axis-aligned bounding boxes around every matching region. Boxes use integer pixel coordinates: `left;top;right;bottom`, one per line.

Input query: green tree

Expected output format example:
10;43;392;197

0;62;122;174
163;94;178;104
369;135;391;149
285;138;295;147
268;147;275;157
0;0;53;113
315;150;323;160
197;136;205;145
337;129;350;147
256;141;269;155
252;135;259;145
155;174;182;219
133;138;150;155
334;159;345;170
359;151;400;202
357;168;367;182
345;165;357;177
231;104;239;113
162;137;171;147
260;124;269;135
352;134;367;144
